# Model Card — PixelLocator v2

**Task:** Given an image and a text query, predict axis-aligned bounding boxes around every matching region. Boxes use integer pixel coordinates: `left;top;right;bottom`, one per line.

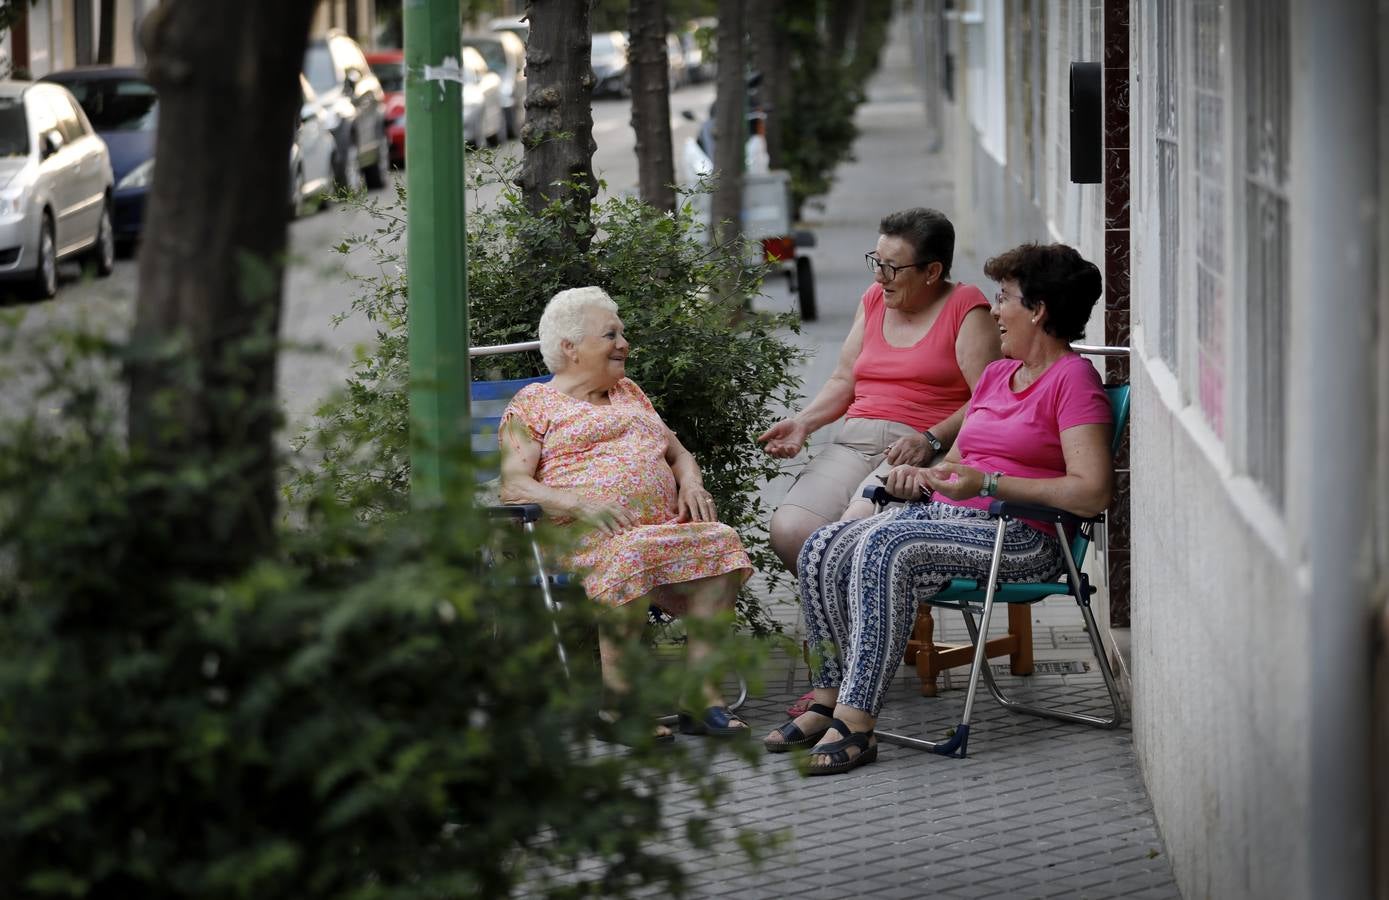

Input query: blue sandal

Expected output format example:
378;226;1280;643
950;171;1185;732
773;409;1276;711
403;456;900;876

678;705;749;737
763;702;836;753
803;718;878;776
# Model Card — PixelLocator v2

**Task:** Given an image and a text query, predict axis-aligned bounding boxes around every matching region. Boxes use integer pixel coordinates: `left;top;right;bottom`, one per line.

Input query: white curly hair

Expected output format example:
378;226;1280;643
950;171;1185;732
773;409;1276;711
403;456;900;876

538;286;620;373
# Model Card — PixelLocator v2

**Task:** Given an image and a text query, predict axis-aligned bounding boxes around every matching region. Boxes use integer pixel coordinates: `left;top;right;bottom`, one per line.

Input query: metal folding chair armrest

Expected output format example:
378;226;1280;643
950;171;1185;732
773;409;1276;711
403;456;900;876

985;499;1090;529
485;503;545;523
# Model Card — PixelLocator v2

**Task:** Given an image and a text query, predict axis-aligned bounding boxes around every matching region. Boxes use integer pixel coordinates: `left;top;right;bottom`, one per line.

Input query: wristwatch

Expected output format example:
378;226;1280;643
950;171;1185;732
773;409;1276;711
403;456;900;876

922;430;943;454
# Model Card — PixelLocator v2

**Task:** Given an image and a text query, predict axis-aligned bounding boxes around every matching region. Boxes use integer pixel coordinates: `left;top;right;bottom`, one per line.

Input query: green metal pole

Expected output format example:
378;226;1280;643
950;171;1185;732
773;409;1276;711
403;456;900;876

404;0;470;505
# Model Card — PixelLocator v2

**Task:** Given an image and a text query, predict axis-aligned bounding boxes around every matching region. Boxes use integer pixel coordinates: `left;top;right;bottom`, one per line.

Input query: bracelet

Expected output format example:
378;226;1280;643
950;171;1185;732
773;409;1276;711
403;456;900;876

979;471;1003;497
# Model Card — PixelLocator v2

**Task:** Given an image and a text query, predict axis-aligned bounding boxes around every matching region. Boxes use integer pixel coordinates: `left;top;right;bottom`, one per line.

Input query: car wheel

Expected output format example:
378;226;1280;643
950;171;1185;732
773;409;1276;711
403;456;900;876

363;135;388;190
334;140;363;193
289;164;306;219
795;255;817;322
88;202;115;277
28;214;56;300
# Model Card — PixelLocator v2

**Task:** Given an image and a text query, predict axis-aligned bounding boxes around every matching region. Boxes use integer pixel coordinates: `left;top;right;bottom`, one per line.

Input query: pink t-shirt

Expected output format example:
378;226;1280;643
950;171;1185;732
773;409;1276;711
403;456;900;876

934;354;1112;531
845;282;991;431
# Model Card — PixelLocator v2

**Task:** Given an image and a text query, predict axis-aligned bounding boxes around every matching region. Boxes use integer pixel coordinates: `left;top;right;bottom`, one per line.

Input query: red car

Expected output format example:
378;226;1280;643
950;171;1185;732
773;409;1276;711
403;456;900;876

365;50;405;167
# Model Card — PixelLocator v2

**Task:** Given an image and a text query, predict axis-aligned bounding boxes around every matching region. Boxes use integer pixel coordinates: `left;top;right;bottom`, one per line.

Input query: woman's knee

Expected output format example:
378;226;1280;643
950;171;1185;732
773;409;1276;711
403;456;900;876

771;505;827;566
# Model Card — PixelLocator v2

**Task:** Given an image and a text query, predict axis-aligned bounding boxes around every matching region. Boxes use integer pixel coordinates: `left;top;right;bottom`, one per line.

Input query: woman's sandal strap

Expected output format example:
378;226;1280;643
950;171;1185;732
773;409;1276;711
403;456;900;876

811;719;874;765
807;702;835;718
774;703;836;743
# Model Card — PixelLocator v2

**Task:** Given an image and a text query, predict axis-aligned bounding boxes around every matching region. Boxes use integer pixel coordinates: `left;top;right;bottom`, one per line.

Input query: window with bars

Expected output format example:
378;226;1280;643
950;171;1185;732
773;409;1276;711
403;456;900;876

1192;0;1226;437
1154;0;1180;367
1242;3;1290;508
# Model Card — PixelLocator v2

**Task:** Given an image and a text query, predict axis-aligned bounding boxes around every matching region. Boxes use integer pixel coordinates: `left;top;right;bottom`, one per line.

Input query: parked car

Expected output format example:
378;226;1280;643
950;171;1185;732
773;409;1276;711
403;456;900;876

461;30;526;141
488;16;529;42
590;31;630;97
0;81;114;299
459;46;503;148
302;29;388;190
364;49;405;166
290;75;335;218
40;66;154;252
666;34;688;89
682;18;716;83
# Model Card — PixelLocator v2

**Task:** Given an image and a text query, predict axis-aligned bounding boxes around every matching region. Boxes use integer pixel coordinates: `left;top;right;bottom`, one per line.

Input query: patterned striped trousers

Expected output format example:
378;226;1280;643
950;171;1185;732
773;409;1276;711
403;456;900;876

797;501;1064;717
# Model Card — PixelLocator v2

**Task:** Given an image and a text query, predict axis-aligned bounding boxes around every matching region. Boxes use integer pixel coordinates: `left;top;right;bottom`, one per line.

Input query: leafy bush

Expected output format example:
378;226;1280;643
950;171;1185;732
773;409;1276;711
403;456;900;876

0;322;769;898
293;161;805;634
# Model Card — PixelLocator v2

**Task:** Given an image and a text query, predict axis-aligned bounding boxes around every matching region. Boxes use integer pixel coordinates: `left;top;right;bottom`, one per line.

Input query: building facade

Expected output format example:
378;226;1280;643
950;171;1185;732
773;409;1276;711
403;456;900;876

912;1;1387;897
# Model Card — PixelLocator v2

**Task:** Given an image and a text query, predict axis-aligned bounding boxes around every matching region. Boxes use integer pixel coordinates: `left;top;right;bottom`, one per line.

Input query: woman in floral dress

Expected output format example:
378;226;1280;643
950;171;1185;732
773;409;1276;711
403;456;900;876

499;286;753;740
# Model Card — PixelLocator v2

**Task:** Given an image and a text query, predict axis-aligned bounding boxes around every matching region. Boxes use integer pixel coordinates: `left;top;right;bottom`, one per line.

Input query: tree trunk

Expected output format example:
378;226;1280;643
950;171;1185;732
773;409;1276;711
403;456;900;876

747;0;786;170
96;0;115;64
827;1;855;64
711;0;744;260
126;0;318;577
520;0;597;252
628;0;675;213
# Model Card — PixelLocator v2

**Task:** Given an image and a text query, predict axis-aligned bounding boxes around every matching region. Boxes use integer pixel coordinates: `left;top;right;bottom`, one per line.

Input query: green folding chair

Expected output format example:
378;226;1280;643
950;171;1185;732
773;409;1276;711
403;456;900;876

867;380;1130;759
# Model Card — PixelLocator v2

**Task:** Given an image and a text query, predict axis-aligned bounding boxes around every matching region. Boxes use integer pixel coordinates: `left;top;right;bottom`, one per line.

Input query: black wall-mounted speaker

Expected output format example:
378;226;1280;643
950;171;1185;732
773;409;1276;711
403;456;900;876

1070;61;1103;184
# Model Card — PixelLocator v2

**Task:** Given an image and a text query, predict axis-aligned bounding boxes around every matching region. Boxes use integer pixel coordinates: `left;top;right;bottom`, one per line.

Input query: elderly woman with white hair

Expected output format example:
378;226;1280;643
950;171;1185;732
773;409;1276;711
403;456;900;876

499;286;753;741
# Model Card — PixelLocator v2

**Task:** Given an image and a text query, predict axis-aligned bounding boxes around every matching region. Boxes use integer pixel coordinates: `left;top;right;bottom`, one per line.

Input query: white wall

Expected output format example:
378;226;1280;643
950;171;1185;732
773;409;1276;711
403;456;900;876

1128;355;1309;898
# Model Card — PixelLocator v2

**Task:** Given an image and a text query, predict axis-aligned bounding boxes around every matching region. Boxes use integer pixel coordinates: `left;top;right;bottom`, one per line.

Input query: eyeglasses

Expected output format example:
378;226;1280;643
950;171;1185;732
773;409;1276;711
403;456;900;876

991;289;1024;309
865;252;926;283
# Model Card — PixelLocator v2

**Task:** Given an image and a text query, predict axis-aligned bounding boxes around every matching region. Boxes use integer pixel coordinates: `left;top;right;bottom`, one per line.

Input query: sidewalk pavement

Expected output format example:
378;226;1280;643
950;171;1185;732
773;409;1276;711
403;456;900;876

639;18;1183;900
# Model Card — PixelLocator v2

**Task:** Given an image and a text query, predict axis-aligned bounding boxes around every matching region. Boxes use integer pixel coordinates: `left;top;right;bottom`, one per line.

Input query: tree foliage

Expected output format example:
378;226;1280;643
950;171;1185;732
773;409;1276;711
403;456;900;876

0;313;769;900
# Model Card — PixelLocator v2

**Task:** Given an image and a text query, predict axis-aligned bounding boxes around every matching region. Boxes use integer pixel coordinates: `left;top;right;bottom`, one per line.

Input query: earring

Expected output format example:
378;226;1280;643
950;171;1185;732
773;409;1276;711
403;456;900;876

1031;317;1038;324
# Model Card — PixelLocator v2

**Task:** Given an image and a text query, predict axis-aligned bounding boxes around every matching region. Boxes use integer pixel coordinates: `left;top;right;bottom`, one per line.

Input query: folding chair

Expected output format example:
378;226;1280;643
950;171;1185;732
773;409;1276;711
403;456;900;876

868;378;1131;759
468;340;746;712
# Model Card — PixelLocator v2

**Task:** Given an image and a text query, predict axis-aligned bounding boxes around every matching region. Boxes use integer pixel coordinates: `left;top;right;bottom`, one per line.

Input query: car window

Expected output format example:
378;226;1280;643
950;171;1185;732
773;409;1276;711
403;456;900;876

304;43;339;94
466;40;506;74
372;60;403;93
61;78;158;132
0;96;28;156
50;92;86;143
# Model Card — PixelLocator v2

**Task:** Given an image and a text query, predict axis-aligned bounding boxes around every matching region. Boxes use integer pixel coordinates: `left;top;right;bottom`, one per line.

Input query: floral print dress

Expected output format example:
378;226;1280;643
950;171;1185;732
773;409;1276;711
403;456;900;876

500;378;752;606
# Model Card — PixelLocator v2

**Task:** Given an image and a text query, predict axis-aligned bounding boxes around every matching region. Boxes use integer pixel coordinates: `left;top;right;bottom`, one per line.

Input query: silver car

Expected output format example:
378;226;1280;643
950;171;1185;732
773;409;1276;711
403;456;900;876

0;80;115;299
462;31;526;141
460;46;503;148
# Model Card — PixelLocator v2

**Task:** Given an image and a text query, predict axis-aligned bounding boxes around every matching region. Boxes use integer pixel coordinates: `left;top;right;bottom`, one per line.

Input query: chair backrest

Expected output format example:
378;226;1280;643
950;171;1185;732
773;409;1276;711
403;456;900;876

470;374;553;474
1066;383;1131;566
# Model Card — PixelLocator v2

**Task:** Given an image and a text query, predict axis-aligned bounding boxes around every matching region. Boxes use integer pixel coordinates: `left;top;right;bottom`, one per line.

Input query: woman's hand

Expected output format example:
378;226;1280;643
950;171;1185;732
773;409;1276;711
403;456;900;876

757;418;808;458
676;482;718;523
884;432;931;466
882;464;929;500
921;462;985;501
575;500;641;536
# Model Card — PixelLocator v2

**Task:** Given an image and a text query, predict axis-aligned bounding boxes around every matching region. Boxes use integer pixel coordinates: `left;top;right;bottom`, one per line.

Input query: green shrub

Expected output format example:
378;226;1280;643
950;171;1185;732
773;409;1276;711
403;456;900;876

293;162;805;634
0;318;770;898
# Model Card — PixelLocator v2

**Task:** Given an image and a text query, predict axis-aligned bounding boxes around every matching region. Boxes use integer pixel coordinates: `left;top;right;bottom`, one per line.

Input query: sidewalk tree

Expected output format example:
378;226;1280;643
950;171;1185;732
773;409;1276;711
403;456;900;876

628;0;676;213
747;0;786;169
125;0;318;576
519;0;598;254
710;0;745;254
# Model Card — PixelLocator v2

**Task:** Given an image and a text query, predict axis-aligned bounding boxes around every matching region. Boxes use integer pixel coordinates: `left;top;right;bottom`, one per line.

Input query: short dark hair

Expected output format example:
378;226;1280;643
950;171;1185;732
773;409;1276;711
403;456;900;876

879;207;955;279
983;243;1103;342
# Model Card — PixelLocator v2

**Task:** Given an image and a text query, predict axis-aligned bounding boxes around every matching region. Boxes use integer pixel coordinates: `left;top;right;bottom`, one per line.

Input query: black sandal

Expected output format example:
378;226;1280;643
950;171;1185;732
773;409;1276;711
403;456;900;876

594;711;675;747
677;705;749;737
763;702;836;753
802;718;878;776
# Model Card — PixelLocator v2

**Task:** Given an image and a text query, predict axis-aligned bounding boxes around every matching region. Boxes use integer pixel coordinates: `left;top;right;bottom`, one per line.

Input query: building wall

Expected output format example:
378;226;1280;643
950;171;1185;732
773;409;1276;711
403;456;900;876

922;0;1384;896
1128;356;1309;897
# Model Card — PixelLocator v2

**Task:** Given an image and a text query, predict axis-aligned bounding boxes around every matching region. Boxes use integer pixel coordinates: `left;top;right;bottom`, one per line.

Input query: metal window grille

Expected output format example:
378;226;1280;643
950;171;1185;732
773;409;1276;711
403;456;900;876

1192;0;1226;436
1243;3;1290;508
1154;0;1180;367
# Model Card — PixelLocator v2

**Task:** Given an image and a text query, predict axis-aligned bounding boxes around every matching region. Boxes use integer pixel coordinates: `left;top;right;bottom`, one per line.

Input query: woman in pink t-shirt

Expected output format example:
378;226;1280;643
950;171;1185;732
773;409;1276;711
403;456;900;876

763;243;1114;776
757;208;1001;572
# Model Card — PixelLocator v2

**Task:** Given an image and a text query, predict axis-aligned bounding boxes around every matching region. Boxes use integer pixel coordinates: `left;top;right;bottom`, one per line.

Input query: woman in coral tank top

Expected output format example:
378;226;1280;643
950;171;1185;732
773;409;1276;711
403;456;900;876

758;208;1001;573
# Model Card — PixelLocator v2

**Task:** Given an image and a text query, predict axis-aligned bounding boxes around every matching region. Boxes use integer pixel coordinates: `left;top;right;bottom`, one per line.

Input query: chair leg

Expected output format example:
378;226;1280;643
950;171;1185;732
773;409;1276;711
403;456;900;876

914;606;941;697
525;522;570;678
1008;603;1034;676
879;517;1010;758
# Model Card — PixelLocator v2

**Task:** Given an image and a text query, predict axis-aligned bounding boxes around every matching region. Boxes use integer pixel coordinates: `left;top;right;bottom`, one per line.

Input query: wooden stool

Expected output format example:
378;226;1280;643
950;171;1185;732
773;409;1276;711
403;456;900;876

903;603;1034;696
